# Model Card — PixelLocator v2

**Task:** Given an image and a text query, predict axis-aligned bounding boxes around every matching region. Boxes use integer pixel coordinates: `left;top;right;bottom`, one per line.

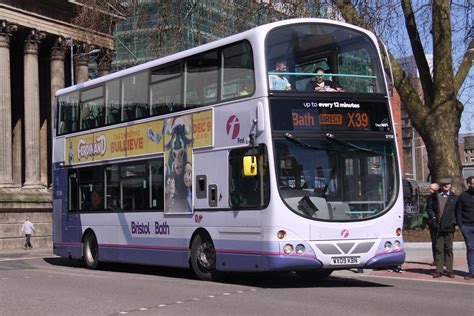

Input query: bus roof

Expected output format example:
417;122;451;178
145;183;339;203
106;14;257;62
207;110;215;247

56;18;378;97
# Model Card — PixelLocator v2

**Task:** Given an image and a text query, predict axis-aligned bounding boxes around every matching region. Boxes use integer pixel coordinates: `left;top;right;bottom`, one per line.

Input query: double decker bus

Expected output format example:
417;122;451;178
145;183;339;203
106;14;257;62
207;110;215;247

53;18;404;281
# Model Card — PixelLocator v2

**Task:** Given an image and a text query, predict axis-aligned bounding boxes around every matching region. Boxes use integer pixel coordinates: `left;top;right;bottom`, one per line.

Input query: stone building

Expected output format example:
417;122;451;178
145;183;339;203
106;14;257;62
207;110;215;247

398;55;433;182
0;1;113;249
460;134;474;180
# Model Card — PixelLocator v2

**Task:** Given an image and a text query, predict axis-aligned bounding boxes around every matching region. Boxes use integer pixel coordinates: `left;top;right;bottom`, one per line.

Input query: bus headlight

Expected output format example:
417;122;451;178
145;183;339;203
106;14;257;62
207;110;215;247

393;240;401;250
295;244;305;254
283;244;293;254
384;241;392;252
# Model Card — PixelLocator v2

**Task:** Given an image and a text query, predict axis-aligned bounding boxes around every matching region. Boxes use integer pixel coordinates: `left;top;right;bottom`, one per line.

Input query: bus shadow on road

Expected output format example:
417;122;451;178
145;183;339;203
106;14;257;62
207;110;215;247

43;257;391;288
44;257;198;280
222;272;392;289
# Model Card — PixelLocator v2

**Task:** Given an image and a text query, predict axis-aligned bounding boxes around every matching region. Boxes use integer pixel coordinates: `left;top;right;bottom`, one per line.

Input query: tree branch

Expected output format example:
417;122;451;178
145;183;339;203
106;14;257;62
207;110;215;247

400;0;434;107
454;39;474;94
333;0;373;32
390;55;429;135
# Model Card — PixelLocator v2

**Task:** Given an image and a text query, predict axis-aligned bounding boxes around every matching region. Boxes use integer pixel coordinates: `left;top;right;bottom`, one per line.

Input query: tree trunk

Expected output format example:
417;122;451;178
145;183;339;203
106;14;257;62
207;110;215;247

423;99;464;193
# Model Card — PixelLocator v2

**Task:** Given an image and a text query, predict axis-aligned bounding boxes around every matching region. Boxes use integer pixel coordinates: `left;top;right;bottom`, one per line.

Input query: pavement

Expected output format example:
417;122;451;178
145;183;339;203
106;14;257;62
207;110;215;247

0;242;471;284
344;242;471;284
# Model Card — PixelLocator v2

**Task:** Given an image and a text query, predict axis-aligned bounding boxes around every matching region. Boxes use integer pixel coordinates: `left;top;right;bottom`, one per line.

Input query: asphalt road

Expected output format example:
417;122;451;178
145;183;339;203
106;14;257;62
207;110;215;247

0;249;473;316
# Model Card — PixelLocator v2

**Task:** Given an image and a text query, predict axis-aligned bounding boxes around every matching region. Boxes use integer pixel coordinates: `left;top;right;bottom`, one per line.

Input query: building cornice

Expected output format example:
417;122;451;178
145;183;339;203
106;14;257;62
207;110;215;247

0;3;113;48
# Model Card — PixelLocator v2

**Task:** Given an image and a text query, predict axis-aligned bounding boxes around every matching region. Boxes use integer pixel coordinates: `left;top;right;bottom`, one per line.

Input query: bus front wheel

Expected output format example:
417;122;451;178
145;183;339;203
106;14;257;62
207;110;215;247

190;234;217;281
83;232;99;270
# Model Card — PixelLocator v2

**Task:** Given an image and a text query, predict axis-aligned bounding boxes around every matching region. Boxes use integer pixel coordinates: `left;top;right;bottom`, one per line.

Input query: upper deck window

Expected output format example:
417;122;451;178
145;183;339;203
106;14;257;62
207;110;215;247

57;92;79;134
222;41;255;100
151;63;183;115
80;86;104;130
56;41;254;136
122;71;149;121
266;23;386;94
185;50;219;108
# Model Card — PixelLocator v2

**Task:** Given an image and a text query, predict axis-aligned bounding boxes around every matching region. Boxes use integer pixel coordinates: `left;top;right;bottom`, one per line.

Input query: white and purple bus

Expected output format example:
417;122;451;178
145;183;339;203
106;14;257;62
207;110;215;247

53;18;404;281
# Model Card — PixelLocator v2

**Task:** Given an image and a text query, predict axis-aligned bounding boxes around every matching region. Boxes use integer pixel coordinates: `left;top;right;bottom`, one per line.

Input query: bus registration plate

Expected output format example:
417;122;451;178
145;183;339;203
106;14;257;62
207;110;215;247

331;256;360;265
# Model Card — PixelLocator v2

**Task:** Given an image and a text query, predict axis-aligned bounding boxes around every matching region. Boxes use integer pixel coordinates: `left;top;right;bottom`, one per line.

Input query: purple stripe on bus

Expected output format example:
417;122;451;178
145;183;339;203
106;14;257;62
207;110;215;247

99;243;188;251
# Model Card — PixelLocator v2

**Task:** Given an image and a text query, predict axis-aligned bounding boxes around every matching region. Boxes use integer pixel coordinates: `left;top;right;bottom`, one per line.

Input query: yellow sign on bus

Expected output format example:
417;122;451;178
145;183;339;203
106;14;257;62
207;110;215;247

65;110;212;165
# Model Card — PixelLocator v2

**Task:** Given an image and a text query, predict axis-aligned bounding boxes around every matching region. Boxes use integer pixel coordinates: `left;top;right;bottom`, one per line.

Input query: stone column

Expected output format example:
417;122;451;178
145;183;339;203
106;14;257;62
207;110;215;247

74;44;89;84
0;23;14;186
51;37;66;129
96;48;114;77
23;30;44;188
47;37;66;187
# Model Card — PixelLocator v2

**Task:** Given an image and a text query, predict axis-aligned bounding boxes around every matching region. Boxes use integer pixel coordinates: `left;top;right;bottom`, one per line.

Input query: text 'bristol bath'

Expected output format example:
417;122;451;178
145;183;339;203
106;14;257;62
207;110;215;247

130;221;170;235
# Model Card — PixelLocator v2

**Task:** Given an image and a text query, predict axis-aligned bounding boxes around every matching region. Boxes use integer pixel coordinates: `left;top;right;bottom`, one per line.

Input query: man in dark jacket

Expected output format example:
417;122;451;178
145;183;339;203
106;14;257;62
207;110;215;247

455;176;474;280
426;178;458;278
426;183;439;266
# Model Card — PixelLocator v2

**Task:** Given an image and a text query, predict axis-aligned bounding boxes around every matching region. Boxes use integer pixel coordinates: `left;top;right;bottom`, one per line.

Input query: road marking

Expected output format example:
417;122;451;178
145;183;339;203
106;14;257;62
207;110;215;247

112;288;259;315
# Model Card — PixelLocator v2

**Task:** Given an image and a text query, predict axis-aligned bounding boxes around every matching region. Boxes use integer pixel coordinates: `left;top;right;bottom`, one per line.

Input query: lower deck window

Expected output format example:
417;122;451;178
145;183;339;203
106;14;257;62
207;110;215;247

68;158;164;212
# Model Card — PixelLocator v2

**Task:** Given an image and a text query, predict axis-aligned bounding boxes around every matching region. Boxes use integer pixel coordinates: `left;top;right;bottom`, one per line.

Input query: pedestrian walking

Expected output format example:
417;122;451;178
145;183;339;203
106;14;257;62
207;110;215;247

426;182;439;266
426;178;458;278
455;176;474;280
21;216;36;249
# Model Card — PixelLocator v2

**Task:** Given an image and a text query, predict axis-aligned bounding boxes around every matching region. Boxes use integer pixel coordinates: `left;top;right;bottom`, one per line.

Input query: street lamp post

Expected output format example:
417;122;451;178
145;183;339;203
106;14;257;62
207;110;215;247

69;40;100;85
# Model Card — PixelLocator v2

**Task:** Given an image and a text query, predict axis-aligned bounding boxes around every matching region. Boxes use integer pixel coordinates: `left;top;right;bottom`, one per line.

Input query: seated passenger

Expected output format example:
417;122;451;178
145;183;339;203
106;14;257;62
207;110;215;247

90;190;103;210
306;67;343;92
269;60;292;91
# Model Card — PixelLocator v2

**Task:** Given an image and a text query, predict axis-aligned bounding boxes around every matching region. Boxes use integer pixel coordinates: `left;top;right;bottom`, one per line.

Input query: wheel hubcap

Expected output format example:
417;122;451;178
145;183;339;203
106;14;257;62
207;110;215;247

197;241;215;269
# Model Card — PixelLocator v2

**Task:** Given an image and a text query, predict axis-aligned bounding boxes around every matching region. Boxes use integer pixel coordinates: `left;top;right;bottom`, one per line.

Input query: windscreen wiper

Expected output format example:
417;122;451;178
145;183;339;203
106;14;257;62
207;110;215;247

285;133;325;150
325;133;389;156
298;195;319;217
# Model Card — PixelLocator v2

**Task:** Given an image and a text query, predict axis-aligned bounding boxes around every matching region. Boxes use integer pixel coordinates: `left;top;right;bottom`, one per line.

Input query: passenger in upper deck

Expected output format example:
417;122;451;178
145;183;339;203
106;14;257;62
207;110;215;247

268;60;292;91
306;67;343;92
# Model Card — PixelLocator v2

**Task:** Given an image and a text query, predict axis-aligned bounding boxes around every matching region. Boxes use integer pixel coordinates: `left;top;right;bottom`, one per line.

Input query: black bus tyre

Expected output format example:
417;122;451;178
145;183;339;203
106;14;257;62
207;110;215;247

83;232;99;269
190;234;217;281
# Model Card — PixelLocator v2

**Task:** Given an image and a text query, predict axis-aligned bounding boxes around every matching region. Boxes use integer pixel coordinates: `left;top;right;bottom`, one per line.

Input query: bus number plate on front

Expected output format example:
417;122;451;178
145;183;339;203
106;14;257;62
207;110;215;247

331;256;360;265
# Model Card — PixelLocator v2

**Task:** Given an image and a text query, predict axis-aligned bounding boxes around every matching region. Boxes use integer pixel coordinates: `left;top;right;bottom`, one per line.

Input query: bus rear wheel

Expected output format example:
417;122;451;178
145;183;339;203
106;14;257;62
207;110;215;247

83;232;99;270
190;234;217;281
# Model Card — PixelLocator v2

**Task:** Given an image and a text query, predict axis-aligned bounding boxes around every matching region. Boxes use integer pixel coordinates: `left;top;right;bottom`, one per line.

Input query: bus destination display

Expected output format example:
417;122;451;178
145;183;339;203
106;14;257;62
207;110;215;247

271;98;391;132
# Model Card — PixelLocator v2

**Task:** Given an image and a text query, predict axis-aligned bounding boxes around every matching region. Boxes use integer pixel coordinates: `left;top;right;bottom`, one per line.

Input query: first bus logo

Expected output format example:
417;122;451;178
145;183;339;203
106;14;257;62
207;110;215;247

226;115;240;140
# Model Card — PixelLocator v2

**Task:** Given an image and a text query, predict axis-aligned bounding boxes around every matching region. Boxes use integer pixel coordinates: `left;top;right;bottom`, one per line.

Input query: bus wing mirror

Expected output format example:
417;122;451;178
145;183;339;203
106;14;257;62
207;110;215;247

243;156;258;176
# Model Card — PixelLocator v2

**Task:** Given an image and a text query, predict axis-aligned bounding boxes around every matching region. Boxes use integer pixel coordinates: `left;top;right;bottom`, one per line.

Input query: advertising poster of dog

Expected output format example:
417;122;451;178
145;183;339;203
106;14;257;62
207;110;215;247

164;115;193;213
